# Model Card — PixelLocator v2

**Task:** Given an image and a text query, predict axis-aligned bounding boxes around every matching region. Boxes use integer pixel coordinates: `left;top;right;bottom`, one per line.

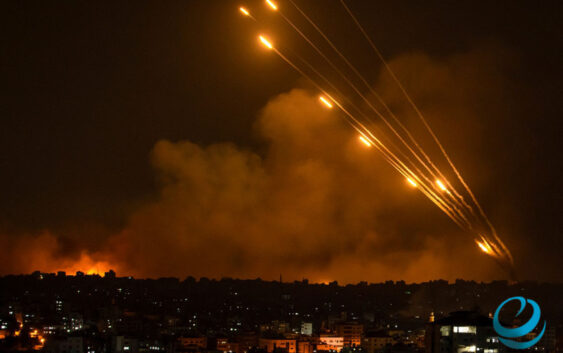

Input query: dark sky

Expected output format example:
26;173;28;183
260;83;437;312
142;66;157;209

1;0;562;282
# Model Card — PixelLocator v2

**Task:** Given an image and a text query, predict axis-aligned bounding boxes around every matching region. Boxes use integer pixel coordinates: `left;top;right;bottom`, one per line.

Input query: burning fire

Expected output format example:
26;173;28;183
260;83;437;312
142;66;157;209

60;253;114;275
33;252;117;276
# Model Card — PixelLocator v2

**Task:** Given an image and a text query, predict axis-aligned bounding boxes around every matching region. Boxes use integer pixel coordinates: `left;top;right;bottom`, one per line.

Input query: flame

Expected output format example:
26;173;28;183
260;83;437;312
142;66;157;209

319;96;333;109
358;135;371;147
259;35;273;49
265;0;277;10
475;239;492;254
435;179;447;192
239;7;250;16
477;241;489;253
35;335;46;350
56;252;115;276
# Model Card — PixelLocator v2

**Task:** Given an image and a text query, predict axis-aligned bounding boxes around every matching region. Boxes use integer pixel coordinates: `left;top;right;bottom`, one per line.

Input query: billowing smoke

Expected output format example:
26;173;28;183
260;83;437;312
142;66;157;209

0;47;512;282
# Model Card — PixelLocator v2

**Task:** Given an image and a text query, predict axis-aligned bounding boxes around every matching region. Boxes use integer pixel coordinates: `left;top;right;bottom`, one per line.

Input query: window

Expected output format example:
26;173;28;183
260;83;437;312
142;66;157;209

440;326;451;336
453;326;476;334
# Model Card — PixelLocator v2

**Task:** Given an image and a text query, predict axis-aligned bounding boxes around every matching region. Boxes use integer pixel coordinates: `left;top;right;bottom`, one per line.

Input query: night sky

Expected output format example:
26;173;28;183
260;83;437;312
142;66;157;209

1;0;562;282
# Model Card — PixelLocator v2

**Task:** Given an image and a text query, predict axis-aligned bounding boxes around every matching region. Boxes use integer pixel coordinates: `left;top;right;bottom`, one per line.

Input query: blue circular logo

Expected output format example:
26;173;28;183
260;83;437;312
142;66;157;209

493;296;546;349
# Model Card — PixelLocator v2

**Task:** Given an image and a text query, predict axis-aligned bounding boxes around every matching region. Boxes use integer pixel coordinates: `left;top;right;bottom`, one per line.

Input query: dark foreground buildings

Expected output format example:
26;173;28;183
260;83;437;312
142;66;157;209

425;311;502;353
0;272;562;353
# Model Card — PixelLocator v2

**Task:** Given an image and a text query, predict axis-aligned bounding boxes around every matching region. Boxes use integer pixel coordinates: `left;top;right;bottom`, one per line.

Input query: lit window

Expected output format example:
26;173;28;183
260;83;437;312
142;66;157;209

440;326;451;336
453;326;476;334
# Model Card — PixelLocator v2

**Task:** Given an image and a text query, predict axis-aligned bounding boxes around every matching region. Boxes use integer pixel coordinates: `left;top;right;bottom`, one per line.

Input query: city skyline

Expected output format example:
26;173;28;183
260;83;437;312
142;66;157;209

0;272;560;352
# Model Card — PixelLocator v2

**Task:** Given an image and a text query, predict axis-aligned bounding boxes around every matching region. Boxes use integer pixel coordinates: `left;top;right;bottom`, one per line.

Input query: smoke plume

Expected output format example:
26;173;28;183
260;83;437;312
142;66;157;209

1;47;513;282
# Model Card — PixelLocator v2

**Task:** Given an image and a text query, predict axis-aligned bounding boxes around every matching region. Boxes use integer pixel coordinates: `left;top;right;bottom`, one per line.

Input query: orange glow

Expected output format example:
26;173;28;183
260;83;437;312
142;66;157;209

358;136;371;147
475;237;496;256
319;96;333;109
435;179;447;191
19;250;117;278
406;177;417;188
476;240;489;254
259;35;273;49
35;335;46;350
56;252;115;276
239;7;250;16
265;0;278;10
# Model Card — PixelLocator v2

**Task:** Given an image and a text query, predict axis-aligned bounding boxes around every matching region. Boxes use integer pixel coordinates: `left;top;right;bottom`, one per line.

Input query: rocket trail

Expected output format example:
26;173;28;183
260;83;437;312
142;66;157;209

265;0;277;11
270;3;477;229
241;1;514;275
258;35;274;49
246;7;449;217
270;2;472;215
287;0;479;226
276;36;473;229
339;0;514;268
269;44;465;227
319;95;333;109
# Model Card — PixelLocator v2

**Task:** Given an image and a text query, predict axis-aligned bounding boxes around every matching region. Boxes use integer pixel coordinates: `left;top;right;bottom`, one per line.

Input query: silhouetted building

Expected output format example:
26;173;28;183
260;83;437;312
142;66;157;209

425;311;503;353
363;331;394;353
44;336;84;353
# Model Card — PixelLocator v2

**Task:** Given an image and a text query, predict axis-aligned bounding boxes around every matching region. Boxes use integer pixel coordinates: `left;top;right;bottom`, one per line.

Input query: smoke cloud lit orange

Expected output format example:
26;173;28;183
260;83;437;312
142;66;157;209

0;47;512;282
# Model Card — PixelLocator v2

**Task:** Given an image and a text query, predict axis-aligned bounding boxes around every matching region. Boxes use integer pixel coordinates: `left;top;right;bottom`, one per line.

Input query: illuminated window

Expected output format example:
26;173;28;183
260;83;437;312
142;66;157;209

440;326;451;336
453;326;476;334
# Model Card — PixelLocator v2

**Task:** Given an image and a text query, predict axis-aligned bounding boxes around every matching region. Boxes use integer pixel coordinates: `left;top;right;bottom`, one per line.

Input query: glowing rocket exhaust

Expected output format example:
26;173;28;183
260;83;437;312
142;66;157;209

435;179;447;192
238;6;256;20
239;7;250;16
476;240;490;254
265;0;278;10
475;236;497;258
319;96;333;108
359;135;371;147
259;35;274;49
